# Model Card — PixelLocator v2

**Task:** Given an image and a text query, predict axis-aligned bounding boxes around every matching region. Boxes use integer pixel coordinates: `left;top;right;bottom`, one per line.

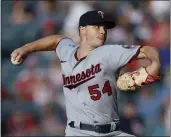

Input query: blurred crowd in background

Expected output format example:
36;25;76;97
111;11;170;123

1;0;170;136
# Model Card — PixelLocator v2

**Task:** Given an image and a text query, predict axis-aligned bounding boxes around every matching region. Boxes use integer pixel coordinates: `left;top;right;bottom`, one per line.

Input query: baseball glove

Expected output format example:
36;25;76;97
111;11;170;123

116;67;161;91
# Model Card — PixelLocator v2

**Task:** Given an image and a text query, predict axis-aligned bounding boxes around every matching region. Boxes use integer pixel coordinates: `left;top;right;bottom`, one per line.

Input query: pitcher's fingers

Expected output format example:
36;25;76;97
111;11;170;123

15;54;22;62
11;52;19;61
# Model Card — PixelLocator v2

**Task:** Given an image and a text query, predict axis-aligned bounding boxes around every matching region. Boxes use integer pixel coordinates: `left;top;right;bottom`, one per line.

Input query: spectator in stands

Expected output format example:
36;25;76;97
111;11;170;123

32;72;56;107
36;0;57;21
10;1;35;25
39;104;66;136
5;109;39;136
47;58;63;89
151;106;167;136
120;101;144;136
13;55;40;102
62;1;94;43
47;58;65;108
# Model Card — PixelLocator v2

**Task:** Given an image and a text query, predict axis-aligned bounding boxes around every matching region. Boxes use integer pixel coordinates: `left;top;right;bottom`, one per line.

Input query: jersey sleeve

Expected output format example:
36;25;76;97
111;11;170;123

56;37;76;60
107;44;142;70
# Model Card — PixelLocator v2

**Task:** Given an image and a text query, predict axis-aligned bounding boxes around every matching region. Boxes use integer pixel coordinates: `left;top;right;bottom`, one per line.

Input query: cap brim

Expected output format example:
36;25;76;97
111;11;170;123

88;21;116;29
104;21;116;29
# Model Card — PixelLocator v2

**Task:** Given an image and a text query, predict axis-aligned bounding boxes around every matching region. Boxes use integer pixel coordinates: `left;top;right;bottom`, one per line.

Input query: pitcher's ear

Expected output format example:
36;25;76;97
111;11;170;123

79;26;86;35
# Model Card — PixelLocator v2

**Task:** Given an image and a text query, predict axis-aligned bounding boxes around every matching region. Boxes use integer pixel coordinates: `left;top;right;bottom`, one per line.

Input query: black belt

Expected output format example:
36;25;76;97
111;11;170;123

68;121;120;133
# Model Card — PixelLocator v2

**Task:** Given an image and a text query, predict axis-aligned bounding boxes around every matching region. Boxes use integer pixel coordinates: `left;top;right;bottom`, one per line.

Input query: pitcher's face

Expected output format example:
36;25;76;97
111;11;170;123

85;25;107;48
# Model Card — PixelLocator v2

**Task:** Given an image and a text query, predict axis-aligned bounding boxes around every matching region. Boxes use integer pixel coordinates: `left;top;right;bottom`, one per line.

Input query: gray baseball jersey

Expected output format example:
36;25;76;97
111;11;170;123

56;37;140;135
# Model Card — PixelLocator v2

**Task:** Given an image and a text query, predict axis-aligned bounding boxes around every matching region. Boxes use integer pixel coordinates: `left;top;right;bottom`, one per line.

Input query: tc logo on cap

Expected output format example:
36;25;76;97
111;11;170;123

98;11;104;18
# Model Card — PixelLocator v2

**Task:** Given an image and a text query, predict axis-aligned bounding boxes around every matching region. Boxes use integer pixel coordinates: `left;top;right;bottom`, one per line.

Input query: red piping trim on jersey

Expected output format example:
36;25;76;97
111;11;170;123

64;75;95;90
74;49;87;61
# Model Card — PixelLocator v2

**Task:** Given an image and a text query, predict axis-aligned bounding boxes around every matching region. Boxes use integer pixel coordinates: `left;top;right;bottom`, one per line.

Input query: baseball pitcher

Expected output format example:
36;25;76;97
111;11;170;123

11;11;161;136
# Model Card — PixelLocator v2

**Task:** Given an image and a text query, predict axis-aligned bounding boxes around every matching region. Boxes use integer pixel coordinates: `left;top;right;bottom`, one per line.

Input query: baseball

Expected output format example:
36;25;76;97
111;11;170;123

11;57;23;65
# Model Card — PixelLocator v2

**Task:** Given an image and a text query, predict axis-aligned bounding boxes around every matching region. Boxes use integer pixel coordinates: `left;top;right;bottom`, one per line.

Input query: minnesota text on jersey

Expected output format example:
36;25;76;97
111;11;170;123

63;64;101;89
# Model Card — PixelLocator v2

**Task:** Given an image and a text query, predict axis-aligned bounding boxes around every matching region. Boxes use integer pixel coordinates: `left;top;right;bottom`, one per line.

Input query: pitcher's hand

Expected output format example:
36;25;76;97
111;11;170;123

11;46;29;65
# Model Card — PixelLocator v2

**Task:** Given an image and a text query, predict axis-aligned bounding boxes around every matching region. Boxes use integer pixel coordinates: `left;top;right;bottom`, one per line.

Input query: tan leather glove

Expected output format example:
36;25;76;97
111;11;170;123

116;67;161;91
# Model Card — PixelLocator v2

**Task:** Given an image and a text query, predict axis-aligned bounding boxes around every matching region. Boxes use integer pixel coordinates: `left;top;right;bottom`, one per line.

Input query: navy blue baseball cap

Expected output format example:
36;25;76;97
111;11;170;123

79;10;116;29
